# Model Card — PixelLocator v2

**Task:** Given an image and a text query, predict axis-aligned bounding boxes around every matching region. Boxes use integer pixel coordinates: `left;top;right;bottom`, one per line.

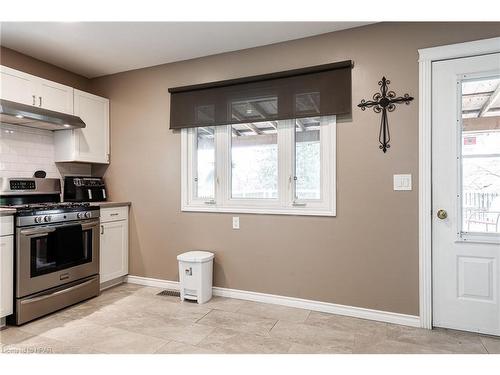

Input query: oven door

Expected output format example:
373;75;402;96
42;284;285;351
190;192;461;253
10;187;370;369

16;218;99;298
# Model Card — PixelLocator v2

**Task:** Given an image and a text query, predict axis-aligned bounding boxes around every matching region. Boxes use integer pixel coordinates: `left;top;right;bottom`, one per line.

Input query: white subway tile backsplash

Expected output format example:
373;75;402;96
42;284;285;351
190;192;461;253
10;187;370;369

0;123;91;179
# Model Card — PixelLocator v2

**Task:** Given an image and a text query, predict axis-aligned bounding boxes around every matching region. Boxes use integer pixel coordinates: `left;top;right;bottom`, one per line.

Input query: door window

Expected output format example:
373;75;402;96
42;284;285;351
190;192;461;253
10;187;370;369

460;76;500;236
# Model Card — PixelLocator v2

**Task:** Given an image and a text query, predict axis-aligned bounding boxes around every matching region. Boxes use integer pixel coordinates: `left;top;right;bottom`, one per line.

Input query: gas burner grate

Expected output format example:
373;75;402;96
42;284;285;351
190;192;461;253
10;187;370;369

15;202;92;210
157;289;180;298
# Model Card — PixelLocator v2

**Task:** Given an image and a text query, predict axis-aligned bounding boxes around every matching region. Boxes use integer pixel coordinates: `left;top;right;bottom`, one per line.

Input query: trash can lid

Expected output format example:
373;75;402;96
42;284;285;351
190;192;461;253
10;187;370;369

177;251;214;263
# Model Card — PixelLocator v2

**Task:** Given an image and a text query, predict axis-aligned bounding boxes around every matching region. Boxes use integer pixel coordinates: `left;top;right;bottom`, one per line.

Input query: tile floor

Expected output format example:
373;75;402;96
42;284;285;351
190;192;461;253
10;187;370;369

1;283;499;354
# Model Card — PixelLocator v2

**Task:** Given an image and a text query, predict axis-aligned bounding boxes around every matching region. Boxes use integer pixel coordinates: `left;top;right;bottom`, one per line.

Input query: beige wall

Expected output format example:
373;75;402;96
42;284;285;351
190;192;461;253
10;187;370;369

0;46;90;91
91;23;495;315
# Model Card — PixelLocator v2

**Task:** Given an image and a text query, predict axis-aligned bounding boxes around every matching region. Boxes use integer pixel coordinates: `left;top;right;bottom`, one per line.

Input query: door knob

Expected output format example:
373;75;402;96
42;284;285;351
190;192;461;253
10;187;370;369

437;209;448;220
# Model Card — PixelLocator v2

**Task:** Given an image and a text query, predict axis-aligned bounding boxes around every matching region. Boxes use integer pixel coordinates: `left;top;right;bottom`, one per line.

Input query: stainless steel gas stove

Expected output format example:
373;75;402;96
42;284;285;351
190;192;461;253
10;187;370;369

0;177;100;325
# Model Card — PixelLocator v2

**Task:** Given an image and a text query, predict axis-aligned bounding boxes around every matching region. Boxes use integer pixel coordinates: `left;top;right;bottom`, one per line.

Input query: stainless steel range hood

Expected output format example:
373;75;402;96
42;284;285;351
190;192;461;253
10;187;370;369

0;99;86;131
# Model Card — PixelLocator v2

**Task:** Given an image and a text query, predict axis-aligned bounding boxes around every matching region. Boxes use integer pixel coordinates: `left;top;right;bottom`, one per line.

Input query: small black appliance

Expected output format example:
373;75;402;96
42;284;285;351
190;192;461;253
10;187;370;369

64;176;107;202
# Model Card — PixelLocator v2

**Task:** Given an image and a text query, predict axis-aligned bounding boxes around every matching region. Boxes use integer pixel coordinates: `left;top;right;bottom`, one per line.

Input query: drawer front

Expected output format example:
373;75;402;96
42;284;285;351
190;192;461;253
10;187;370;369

15;275;99;325
100;206;128;223
0;215;14;236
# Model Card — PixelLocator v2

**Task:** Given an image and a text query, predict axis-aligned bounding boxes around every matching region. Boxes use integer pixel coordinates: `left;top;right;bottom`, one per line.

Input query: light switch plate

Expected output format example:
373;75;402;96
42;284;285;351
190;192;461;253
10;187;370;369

232;216;240;229
393;174;412;191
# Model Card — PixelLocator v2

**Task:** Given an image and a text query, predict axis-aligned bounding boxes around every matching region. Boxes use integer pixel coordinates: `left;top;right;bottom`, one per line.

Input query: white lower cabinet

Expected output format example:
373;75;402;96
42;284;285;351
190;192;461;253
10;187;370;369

1;216;14;319
100;207;129;284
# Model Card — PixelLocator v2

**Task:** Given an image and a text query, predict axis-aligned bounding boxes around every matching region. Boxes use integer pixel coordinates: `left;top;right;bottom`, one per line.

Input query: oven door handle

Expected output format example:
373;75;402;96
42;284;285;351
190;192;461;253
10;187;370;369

19;278;96;305
19;219;99;236
20;227;56;236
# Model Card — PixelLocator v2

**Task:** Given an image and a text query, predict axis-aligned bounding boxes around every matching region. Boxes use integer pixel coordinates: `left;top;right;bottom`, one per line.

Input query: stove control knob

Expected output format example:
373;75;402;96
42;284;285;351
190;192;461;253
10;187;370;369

44;216;51;223
84;212;92;219
77;213;84;219
34;216;43;223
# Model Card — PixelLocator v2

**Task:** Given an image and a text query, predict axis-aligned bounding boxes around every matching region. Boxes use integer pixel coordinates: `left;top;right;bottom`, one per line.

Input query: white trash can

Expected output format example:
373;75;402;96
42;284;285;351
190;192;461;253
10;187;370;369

177;251;214;304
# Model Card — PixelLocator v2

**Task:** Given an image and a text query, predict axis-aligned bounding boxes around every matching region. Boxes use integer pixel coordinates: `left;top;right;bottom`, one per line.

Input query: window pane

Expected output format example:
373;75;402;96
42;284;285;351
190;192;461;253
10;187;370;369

461;76;500;234
231;122;278;199
194;127;215;199
295;117;321;200
295;92;320;117
231;96;278;123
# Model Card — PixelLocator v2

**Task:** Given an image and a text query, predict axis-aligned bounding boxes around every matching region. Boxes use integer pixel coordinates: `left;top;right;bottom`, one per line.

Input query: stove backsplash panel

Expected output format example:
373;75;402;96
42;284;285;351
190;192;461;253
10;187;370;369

0;123;91;179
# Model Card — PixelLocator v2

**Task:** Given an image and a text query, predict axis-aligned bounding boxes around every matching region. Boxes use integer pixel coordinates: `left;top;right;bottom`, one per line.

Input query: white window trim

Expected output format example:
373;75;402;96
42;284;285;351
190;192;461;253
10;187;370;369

181;116;336;216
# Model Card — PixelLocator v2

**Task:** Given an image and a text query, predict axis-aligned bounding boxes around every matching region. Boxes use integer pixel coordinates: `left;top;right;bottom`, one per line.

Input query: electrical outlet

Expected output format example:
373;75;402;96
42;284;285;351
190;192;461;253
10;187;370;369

232;216;240;229
393;174;412;191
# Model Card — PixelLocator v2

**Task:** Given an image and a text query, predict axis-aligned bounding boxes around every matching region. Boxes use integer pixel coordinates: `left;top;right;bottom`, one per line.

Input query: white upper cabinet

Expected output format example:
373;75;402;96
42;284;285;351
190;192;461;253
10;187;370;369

1;65;110;164
55;89;110;164
74;90;110;163
37;77;74;114
0;65;73;114
0;66;37;105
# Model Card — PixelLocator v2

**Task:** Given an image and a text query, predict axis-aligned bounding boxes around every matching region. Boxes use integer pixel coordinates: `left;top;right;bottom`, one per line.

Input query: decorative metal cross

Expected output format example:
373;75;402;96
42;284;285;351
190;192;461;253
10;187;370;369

357;77;414;153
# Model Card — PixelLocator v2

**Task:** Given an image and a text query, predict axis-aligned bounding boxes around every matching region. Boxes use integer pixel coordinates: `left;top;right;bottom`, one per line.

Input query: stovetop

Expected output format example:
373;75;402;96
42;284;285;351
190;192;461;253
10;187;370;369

9;202;100;227
14;202;98;216
13;202;91;211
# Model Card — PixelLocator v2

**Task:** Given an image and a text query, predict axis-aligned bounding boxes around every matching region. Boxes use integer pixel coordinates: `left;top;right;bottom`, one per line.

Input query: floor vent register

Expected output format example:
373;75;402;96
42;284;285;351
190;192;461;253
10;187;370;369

157;289;181;298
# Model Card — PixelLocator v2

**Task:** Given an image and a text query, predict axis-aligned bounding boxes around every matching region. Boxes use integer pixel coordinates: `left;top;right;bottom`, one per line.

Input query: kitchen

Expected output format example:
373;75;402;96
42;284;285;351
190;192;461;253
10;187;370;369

0;63;130;325
0;12;500;375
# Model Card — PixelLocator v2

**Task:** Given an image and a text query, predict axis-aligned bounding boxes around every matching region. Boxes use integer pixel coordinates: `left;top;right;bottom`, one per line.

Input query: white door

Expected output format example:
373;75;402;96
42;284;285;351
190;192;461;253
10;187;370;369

100;220;128;283
74;89;110;163
0;66;37;106
432;53;500;335
37;78;74;114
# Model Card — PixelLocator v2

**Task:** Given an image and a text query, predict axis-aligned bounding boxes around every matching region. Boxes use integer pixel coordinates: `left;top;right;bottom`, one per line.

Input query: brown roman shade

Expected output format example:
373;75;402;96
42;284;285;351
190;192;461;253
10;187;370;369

168;60;352;129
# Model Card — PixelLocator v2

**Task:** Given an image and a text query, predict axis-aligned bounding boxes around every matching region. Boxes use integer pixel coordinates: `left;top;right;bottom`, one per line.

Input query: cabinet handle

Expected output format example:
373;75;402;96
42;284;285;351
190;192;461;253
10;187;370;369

101;225;104;235
39;96;42;107
32;95;36;106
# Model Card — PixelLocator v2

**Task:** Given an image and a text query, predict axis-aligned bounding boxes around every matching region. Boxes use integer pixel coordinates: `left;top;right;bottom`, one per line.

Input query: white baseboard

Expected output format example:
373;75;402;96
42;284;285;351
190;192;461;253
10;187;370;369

125;275;421;328
126;275;180;290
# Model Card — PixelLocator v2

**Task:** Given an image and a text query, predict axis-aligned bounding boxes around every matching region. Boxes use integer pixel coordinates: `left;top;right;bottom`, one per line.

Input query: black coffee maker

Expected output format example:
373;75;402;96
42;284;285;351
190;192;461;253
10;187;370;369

64;176;107;202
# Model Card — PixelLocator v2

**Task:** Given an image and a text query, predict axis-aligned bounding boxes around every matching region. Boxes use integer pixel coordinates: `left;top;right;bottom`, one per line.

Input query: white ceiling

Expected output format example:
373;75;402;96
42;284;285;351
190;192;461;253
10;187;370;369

0;22;371;78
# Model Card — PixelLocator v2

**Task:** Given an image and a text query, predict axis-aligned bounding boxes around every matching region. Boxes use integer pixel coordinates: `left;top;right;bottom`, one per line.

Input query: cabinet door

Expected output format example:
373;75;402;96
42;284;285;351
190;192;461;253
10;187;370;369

0;235;14;318
37;78;74;114
74;89;110;163
0;66;37;106
100;220;128;283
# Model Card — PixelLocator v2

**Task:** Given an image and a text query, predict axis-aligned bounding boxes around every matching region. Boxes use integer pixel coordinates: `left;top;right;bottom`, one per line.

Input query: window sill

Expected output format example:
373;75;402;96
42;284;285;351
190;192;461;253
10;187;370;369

181;205;336;217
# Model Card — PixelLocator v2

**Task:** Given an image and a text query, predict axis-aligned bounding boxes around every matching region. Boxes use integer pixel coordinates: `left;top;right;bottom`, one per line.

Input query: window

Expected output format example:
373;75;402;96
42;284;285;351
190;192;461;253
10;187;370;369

295;118;321;200
194;127;215;200
182;116;336;216
231;122;278;199
460;76;500;237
